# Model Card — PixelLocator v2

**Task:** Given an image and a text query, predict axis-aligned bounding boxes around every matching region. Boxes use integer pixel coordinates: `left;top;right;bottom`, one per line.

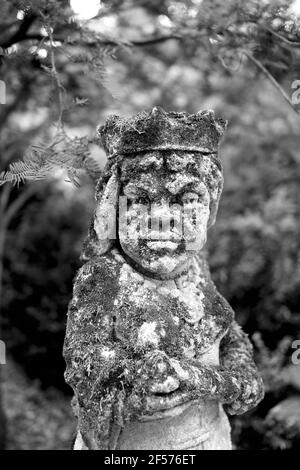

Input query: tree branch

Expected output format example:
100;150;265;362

0;184;11;214
5;32;49;44
3;184;36;228
0;13;38;49
0;21;20;35
243;50;300;118
261;25;300;47
47;27;66;129
7;32;182;49
130;34;182;46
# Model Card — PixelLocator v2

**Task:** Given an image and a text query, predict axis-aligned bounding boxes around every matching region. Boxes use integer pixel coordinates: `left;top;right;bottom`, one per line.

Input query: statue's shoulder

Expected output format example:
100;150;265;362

201;278;235;334
70;251;126;317
192;253;234;326
75;250;124;284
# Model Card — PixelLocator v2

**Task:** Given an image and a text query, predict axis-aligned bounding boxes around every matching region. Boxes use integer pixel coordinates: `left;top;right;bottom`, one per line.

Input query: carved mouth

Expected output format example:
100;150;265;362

147;241;179;252
148;390;190;411
153;391;176;397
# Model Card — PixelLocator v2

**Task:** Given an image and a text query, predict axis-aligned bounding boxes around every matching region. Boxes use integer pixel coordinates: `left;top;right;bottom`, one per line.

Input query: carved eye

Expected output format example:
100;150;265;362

182;192;199;204
169;194;182;205
133;195;150;205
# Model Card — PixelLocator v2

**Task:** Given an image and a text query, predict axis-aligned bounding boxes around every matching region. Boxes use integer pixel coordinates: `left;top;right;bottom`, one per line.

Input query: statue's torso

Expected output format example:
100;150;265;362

71;249;234;450
91;249;234;360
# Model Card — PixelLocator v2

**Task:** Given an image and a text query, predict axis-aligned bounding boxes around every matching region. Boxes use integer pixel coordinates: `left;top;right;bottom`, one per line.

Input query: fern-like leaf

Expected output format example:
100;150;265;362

0;134;102;187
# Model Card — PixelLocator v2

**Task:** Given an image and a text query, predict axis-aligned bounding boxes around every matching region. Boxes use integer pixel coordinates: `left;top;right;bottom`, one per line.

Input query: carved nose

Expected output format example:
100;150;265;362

148;204;181;235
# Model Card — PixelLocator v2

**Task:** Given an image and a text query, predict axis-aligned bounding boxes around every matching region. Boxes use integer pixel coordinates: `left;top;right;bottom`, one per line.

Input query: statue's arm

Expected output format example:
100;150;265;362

63;263;126;395
218;320;264;414
168;321;264;413
63;260;165;444
63;261;130;448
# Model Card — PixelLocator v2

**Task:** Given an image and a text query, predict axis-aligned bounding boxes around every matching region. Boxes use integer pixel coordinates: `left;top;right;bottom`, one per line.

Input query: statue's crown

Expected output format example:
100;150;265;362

98;107;227;158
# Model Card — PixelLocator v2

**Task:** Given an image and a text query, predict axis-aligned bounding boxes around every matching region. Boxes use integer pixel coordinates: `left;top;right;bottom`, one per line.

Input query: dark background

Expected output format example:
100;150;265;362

0;0;300;449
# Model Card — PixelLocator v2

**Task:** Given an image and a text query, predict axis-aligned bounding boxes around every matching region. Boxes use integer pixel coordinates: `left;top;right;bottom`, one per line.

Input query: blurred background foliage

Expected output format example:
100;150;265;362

0;0;300;450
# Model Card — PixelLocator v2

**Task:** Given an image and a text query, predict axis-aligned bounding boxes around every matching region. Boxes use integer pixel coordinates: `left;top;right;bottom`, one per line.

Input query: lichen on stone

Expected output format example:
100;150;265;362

64;107;264;450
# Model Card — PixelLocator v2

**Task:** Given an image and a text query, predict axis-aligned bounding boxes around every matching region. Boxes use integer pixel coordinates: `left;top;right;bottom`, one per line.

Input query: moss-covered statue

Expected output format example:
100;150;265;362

63;107;264;450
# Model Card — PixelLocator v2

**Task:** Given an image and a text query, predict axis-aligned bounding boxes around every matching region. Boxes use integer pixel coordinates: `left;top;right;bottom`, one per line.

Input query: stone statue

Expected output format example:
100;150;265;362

63;107;264;450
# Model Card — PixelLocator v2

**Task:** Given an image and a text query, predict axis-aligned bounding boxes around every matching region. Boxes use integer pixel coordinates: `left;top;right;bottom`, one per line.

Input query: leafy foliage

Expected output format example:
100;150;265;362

0;134;102;186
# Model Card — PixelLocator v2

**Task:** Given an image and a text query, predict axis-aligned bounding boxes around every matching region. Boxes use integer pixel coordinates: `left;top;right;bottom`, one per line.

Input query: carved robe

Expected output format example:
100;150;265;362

64;250;263;450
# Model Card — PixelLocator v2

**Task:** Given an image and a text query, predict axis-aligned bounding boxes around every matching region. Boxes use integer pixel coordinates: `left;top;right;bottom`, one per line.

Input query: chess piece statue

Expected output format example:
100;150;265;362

63;107;264;450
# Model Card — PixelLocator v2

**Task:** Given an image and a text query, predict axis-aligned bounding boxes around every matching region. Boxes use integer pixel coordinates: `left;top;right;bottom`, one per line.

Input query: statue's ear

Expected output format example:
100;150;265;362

208;174;223;228
81;165;119;260
208;200;219;228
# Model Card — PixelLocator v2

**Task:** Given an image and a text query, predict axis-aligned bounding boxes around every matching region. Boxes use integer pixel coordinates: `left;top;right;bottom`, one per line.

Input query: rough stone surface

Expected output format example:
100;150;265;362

98;107;227;158
63;107;264;450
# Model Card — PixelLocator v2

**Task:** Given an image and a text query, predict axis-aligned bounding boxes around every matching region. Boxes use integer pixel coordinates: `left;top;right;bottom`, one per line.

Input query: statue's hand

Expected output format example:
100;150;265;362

224;374;264;415
145;355;218;403
162;358;241;403
127;351;191;413
122;351;176;392
137;351;181;396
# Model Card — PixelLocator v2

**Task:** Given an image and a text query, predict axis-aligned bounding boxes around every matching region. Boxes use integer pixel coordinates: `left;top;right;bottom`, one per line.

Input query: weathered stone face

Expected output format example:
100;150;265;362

118;151;220;279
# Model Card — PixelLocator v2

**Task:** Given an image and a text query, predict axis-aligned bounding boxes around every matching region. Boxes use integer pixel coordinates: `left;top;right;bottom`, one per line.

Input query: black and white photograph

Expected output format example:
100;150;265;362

0;0;300;453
